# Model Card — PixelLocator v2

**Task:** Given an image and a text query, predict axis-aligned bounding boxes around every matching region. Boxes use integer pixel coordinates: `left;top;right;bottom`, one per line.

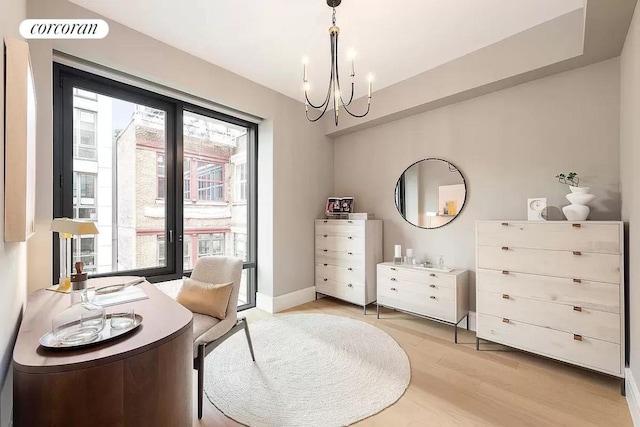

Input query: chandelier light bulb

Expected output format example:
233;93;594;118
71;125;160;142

347;50;356;61
304;82;311;92
367;73;374;82
302;56;309;65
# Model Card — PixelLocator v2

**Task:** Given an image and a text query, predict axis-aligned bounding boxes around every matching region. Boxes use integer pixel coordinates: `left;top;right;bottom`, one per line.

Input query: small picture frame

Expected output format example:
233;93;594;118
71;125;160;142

326;197;354;218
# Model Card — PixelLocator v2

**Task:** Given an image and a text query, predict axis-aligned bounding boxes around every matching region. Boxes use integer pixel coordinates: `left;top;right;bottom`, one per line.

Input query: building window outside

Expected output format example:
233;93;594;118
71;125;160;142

197;233;225;257
157;235;166;266
183;159;191;200
234;233;247;261
183;235;192;270
73;236;96;273
196;162;224;201
157;154;166;199
73;87;98;100
73;108;97;160
73;172;97;221
235;163;246;202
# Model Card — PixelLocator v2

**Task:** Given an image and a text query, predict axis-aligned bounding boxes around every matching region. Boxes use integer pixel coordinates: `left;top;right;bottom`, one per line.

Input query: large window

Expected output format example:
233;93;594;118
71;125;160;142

54;64;258;310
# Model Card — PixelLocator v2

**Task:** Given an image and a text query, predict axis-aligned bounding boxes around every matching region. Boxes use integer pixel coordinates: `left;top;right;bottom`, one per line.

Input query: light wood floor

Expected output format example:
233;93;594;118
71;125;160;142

193;297;632;427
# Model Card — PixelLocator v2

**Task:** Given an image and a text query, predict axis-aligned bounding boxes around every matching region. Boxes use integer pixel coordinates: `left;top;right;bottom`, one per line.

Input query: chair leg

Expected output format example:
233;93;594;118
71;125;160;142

197;344;205;419
243;320;256;362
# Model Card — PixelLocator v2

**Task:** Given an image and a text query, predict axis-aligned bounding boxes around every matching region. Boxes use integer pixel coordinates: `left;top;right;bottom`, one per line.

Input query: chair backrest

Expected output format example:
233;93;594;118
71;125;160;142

190;256;243;322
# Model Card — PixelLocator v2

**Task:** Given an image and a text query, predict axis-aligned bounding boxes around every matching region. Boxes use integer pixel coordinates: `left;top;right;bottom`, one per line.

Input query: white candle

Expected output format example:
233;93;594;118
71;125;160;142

394;245;402;258
406;248;413;258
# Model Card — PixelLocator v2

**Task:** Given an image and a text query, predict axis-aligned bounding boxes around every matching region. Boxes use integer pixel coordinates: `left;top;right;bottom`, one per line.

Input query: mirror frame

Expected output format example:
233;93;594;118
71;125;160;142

395;157;467;229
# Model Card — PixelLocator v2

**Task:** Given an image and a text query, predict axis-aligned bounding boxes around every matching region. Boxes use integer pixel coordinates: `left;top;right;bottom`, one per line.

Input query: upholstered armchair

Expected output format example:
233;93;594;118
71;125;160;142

176;256;256;419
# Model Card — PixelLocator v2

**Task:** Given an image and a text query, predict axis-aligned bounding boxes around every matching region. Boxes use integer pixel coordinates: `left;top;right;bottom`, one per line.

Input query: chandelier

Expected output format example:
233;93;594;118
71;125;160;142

303;0;373;125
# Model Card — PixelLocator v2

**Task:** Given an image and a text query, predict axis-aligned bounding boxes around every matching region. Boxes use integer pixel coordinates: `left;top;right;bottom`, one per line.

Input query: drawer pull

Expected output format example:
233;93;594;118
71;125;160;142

572;223;581;228
347;267;353;271
573;278;582;284
323;263;328;266
348;252;353;255
502;318;510;323
390;278;397;282
501;246;509;251
347;236;353;240
429;273;436;277
347;220;353;224
430;296;436;300
323;278;328;282
390;287;397;291
429;284;436;288
347;284;353;288
573;251;582;256
323;234;327;237
573;306;582;312
574;334;583;341
501;222;509;226
323;220;328;223
323;249;328;252
502;294;510;299
390;267;397;271
502;270;510;275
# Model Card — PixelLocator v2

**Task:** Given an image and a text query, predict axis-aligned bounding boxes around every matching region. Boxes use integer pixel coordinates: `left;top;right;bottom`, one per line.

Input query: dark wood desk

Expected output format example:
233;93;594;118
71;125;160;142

13;278;193;427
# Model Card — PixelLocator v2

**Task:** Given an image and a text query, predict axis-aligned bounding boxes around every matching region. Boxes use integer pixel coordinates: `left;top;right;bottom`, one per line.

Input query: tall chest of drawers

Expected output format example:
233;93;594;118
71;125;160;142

476;221;625;392
315;219;383;314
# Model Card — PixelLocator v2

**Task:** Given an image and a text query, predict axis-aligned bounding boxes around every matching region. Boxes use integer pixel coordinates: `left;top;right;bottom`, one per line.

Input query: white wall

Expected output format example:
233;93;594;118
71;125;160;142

0;2;28;425
620;0;640;389
26;0;334;300
334;58;621;309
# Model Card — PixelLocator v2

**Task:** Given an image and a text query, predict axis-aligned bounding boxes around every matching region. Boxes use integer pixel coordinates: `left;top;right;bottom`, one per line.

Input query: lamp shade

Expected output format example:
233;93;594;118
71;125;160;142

50;218;99;236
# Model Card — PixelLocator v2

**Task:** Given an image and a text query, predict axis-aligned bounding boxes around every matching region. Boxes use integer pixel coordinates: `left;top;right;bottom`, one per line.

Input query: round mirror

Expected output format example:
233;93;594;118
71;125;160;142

395;158;467;229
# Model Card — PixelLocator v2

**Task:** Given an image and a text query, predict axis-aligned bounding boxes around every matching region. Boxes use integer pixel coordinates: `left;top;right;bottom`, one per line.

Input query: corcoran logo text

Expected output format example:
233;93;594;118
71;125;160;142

19;19;109;39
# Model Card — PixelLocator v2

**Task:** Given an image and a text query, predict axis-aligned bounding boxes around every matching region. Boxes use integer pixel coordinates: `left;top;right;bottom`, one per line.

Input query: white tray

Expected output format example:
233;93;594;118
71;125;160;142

39;314;143;350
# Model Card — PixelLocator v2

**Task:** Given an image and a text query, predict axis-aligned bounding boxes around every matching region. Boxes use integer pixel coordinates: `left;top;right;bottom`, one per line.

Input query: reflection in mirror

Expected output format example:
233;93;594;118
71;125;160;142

395;158;466;229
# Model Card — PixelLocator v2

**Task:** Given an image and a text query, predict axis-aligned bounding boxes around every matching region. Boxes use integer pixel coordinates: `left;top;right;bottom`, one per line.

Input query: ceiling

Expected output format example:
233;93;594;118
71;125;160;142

69;0;585;102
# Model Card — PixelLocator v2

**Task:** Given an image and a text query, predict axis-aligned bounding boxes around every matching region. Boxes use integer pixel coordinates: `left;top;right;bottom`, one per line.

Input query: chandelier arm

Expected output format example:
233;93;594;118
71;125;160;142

305;88;331;110
305;98;332;122
340;99;371;118
331;29;356;108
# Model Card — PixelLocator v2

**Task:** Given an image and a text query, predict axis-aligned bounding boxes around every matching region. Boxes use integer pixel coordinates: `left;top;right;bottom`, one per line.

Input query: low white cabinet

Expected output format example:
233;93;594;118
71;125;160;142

315;219;383;313
376;262;469;342
476;220;625;394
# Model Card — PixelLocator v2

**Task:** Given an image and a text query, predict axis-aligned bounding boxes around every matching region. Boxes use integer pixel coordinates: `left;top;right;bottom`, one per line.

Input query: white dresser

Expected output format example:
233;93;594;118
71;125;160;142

376;263;469;342
315;219;383;314
476;220;625;394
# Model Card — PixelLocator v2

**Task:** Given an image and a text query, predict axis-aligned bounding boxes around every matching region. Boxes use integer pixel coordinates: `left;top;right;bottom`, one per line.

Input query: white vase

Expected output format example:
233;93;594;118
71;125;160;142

562;187;595;221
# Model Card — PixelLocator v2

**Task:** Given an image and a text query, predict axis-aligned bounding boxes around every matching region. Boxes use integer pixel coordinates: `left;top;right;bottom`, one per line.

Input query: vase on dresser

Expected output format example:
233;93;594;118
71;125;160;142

562;186;595;221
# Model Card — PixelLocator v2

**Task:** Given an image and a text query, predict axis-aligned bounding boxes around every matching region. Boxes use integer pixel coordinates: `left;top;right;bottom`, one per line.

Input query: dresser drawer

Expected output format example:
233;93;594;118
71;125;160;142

477;246;620;284
377;264;456;289
315;234;365;254
315;220;365;238
477;269;620;313
478;291;620;343
377;286;455;323
315;263;365;285
316;278;365;305
477;314;621;376
316;249;364;268
378;276;455;300
477;222;620;254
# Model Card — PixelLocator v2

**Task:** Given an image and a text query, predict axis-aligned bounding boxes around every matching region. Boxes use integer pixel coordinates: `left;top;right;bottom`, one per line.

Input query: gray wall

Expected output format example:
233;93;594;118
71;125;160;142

27;0;334;299
620;2;640;383
334;58;621;309
0;1;28;425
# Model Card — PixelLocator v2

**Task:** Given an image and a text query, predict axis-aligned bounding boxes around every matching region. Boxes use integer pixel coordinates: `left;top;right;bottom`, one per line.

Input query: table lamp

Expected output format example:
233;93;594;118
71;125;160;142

51;218;99;291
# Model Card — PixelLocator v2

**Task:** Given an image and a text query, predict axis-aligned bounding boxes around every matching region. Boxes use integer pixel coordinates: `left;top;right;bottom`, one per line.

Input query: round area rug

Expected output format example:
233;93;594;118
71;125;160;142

204;313;410;427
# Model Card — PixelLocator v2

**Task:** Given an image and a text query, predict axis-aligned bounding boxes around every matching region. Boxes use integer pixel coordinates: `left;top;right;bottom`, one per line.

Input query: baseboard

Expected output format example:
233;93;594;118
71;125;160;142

626;368;640;426
257;286;317;314
256;292;274;313
467;311;477;332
